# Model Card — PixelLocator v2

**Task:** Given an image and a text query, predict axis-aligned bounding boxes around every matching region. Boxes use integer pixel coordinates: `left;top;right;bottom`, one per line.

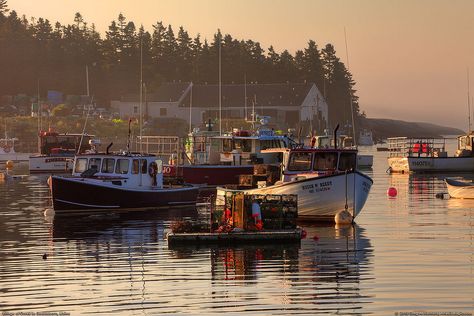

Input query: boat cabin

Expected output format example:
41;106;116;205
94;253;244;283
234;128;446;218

310;134;354;149
72;153;164;189
39;130;95;156
187;127;291;166
268;148;358;182
0;137;18;154
456;133;474;156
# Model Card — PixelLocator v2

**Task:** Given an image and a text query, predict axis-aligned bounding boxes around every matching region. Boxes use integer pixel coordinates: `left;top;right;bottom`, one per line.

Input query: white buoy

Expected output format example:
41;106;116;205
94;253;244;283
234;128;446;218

44;208;55;217
6;160;14;170
334;210;352;225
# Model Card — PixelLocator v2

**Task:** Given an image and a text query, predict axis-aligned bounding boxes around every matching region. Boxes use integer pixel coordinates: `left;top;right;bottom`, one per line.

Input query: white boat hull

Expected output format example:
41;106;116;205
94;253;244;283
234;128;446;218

217;170;373;221
0;152;30;163
388;157;474;173
445;178;474;199
29;155;74;173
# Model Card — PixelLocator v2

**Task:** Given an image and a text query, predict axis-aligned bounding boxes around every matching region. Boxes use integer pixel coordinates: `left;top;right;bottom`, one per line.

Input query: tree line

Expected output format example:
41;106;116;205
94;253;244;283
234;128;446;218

0;1;362;128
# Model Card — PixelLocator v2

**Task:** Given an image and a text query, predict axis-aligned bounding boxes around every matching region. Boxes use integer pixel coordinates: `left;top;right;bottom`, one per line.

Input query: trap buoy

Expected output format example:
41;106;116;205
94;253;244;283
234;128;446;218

44;208;55;217
387;187;397;197
334;210;352;225
5;160;14;170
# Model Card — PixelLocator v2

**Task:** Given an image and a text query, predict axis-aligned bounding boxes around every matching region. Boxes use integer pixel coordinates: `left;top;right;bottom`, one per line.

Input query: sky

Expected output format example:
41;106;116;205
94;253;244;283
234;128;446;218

6;0;474;129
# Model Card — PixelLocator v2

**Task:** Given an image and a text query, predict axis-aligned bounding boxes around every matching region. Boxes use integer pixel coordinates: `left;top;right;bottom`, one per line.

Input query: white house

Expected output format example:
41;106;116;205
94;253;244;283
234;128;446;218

111;82;328;133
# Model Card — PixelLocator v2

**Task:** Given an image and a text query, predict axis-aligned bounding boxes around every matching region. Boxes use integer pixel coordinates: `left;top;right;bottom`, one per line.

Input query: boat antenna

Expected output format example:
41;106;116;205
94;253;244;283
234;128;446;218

189;82;193;133
468;68;471;133
126;118;132;153
77;96;93;154
244;73;248;121
344;27;357;148
37;79;41;153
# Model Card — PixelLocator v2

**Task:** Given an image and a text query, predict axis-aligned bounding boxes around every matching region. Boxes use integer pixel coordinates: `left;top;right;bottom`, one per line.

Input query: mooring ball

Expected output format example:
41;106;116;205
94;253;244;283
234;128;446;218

387;187;397;197
334;210;352;225
5;160;14;170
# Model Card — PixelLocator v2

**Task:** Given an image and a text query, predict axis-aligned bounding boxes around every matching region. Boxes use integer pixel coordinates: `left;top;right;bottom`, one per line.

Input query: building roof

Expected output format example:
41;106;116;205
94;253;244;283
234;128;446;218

182;83;315;108
116;82;318;108
120;82;190;102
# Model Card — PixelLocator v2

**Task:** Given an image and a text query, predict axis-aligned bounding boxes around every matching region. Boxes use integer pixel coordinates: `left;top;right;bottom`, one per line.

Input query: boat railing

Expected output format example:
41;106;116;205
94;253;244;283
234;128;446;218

136;136;185;164
387;137;448;158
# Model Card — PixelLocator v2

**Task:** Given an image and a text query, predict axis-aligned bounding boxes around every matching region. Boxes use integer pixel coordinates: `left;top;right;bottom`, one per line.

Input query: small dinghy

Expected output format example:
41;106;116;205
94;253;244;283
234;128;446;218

444;178;474;199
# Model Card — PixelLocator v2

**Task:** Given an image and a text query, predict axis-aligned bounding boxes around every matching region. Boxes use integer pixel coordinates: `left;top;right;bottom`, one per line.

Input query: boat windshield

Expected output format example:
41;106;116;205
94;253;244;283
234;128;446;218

74;158;88;173
313;152;338;171
288;152;312;171
88;158;102;171
338;152;357;171
260;139;286;150
102;158;115;173
115;159;129;174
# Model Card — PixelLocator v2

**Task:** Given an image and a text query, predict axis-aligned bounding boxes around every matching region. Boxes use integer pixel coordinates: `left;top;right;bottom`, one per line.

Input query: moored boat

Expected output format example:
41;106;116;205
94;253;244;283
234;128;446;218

388;134;474;173
444;177;474;199
49;150;199;213
217;147;373;221
0;136;29;163
30;129;96;173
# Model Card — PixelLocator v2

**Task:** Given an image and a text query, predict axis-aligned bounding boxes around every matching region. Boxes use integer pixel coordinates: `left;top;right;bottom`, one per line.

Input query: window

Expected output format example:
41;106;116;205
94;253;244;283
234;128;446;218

115;159;130;174
133;106;138;114
74;158;88;173
222;139;233;152
88;158;102;171
141;159;147;173
338;153;356;171
101;158;115;173
160;108;167;116
313;152;338;171
288;152;312;171
235;139;251;152
132;159;140;174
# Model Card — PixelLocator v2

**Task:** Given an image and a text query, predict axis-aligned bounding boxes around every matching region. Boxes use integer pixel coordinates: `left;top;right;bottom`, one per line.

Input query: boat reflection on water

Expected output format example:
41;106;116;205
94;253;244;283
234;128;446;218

50;207;200;242
169;223;373;312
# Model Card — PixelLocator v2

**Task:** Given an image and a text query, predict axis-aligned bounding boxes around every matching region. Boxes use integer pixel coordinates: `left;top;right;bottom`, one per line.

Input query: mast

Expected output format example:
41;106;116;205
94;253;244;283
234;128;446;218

244;73;247;121
189;83;193;133
139;36;143;153
344;27;357;147
37;79;41;154
219;38;222;136
86;64;90;97
468;68;471;133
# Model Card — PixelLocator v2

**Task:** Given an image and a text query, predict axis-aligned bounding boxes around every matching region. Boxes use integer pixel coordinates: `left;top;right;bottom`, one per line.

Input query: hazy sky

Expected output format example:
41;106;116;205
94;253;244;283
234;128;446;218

6;0;474;129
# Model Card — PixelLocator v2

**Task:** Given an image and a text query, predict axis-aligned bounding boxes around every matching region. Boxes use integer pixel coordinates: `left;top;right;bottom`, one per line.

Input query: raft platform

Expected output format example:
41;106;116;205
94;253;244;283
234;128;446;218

167;229;302;246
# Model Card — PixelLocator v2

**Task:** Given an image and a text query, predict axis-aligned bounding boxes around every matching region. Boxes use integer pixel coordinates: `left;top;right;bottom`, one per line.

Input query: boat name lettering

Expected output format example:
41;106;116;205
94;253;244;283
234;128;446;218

302;184;314;190
45;158;67;163
163;166;172;174
303;181;332;193
320;181;332;187
411;160;432;167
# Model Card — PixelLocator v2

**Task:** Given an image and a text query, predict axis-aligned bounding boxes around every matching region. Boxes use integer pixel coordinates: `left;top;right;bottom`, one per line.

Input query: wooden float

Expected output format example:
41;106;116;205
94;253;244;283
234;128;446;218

167;228;302;246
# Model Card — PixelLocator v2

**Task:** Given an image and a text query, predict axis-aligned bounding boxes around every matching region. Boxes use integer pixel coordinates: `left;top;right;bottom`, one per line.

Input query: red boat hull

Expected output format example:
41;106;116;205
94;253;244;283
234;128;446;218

164;165;254;185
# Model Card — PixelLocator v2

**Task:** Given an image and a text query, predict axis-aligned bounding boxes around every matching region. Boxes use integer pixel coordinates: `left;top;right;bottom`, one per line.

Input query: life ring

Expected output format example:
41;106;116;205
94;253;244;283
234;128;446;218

148;161;158;186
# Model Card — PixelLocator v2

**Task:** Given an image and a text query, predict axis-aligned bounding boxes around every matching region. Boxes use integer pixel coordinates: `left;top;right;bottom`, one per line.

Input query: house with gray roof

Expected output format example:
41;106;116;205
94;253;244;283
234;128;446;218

111;82;328;133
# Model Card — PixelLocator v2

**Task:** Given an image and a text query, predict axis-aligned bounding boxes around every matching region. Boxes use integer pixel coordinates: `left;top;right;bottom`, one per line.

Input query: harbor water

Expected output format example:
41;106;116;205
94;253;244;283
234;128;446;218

0;148;473;315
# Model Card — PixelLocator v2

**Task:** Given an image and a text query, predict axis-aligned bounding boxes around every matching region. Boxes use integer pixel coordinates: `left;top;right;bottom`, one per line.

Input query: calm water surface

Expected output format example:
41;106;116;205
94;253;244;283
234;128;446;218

0;149;473;315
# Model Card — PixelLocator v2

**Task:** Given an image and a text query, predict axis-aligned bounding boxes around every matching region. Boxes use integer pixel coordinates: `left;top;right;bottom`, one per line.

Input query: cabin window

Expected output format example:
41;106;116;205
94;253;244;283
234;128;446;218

222;139;233;152
115;159;130;174
141;159;147;173
88;158;102;171
313;152;338;171
235;139;251;152
132;159;140;174
74;158;88;173
288;152;312;171
101;158;115;173
338;152;357;171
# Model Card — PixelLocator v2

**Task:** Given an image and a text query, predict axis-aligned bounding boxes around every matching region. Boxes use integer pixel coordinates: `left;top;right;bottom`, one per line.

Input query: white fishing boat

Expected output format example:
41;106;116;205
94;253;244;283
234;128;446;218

217;146;373;221
444;178;474;199
387;134;474;173
29;129;96;173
